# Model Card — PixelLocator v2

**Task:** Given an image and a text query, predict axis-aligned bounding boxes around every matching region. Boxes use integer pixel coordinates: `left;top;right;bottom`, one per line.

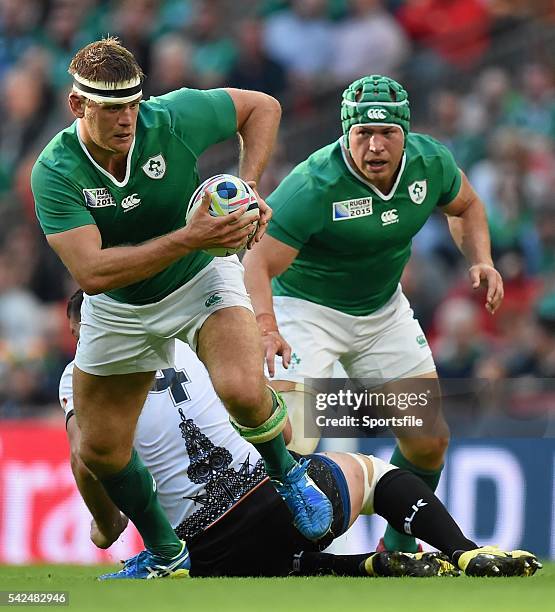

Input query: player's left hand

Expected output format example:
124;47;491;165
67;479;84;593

90;512;129;549
468;263;504;314
246;181;272;248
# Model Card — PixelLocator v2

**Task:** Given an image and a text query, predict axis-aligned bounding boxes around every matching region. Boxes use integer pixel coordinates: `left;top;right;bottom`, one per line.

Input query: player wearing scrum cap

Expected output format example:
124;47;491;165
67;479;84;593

243;75;504;554
31;37;333;579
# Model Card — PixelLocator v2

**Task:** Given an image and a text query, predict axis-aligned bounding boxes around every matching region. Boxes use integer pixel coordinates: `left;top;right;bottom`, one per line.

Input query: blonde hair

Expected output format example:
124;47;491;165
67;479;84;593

68;37;144;85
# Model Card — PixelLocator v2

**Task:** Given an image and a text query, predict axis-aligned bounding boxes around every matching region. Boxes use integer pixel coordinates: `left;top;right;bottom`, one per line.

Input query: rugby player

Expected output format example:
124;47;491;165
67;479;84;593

243;74;503;553
61;290;539;579
32;37;332;578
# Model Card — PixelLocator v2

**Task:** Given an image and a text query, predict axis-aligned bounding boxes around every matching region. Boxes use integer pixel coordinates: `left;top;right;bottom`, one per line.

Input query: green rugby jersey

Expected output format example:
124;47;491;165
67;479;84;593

32;88;237;305
267;133;461;316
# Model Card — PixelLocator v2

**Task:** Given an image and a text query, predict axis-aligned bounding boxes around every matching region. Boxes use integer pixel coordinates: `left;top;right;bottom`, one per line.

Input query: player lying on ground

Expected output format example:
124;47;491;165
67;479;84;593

60;291;540;579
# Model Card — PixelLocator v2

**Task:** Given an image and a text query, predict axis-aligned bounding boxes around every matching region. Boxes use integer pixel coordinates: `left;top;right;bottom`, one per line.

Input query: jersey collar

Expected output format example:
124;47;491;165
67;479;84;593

76;119;136;188
339;137;406;202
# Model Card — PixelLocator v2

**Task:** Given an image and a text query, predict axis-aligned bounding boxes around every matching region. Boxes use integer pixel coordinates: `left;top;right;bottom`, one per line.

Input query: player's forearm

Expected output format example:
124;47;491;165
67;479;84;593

82;229;192;294
448;199;493;267
243;252;279;332
237;94;281;183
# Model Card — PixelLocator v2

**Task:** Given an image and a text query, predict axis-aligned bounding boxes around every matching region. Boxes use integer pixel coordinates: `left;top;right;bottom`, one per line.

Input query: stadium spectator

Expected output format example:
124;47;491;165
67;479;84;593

0;66;53;188
432;297;488;378
157;0;194;33
263;0;334;79
427;89;486;172
109;0;160;80
0;0;43;79
330;0;409;83
188;0;238;88
458;67;512;137
468;127;542;273
396;0;492;70
395;0;492;112
41;0;99;90
228;17;287;99
508;292;555;377
148;33;197;94
503;62;555;140
535;206;555;275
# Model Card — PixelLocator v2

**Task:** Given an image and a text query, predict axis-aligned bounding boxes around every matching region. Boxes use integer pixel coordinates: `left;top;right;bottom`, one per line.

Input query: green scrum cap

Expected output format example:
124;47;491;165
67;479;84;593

341;75;410;147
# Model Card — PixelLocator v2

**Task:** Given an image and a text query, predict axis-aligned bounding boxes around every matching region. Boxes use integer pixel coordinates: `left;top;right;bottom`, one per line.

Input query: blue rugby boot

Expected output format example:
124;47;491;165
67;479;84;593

99;540;190;580
271;457;333;541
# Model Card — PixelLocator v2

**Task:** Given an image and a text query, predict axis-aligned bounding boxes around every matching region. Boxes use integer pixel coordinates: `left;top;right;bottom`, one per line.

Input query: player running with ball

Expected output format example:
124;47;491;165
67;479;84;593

243;75;504;554
32;37;332;579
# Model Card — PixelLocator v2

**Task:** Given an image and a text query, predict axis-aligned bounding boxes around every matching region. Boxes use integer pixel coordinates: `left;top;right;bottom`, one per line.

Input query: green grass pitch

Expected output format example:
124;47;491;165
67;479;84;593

0;563;553;612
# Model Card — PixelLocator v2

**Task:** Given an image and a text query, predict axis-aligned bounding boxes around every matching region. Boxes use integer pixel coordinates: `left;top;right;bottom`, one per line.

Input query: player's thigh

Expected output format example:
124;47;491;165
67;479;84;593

316;451;365;528
73;366;155;463
342;292;435;380
196;306;267;402
172;255;254;352
77;292;175;375
271;296;345;381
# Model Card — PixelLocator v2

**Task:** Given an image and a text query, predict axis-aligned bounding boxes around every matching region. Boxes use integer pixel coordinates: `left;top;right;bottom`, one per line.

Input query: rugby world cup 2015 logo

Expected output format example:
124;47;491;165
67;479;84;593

83;188;116;208
332;197;373;221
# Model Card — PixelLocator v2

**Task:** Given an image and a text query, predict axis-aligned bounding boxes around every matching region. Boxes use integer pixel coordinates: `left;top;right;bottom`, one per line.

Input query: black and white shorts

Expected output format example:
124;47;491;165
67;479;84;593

187;453;351;577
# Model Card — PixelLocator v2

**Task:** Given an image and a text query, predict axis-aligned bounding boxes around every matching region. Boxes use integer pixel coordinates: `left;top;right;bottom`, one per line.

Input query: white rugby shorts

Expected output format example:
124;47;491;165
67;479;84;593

76;255;253;375
270;284;435;382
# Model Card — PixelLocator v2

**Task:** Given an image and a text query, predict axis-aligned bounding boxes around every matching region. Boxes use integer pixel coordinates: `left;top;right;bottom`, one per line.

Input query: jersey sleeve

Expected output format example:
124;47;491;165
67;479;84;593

154;88;237;157
32;161;95;235
266;172;325;250
436;144;462;206
58;362;75;428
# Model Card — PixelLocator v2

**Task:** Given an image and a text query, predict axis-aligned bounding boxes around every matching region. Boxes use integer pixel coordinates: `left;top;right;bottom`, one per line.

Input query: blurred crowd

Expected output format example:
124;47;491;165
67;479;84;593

0;0;554;417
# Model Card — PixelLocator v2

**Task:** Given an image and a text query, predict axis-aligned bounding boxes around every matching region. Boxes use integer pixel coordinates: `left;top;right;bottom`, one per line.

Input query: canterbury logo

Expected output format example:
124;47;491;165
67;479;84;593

367;108;387;120
381;209;399;225
121;193;141;211
205;293;223;308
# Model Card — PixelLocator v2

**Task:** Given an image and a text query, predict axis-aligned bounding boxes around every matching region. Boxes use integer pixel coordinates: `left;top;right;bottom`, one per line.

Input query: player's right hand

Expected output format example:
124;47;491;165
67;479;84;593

182;190;258;251
262;330;292;378
90;512;129;549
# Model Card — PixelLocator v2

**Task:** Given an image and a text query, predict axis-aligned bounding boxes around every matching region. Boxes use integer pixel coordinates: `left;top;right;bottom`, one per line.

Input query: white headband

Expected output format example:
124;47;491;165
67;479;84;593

72;73;142;104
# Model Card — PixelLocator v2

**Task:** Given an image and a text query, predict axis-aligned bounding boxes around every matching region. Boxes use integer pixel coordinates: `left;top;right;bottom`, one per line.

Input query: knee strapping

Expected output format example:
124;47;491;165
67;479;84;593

349;454;398;515
230;386;288;444
281;383;321;455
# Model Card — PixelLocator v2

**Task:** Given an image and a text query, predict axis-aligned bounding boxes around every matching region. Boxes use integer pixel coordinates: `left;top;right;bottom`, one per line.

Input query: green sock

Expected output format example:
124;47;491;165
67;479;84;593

253;391;297;480
383;446;444;553
100;449;182;558
255;434;297;480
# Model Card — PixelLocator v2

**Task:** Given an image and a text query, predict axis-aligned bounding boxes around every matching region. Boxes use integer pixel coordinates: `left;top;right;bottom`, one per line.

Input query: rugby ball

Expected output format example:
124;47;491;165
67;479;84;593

186;174;260;256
